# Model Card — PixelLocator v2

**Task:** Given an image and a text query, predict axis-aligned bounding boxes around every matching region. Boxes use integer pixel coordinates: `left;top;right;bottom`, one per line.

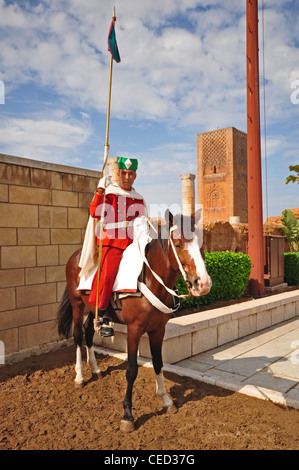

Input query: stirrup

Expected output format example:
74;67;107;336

93;320;101;335
100;317;114;337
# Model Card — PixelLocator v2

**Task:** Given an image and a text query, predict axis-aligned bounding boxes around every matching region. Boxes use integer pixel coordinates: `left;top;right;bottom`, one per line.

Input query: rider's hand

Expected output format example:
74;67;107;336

97;175;112;190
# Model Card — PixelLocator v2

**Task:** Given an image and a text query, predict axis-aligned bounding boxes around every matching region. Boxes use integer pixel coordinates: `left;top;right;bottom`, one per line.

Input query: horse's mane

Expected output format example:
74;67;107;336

147;223;169;254
159;223;171;252
173;214;195;241
148;214;195;254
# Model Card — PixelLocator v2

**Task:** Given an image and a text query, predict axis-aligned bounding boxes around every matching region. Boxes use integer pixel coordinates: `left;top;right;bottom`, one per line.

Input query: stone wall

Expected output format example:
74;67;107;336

203;221;248;253
202;218;292;253
0;154;100;359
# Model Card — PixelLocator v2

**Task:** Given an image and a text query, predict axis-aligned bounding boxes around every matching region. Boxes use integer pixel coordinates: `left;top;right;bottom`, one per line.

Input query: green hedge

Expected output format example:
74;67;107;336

284;252;299;285
176;251;251;309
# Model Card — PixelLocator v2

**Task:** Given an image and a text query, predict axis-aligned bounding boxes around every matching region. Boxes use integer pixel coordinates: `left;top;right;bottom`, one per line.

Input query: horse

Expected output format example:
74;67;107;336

57;210;211;432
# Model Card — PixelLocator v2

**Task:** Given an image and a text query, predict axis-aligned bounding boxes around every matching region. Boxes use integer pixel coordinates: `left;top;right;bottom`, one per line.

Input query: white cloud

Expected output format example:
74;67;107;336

0;1;242;123
0;0;298;218
0;0;297;132
0;116;91;161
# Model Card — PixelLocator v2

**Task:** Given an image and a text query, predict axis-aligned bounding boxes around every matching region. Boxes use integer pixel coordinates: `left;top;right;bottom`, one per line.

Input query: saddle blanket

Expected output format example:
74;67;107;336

77;216;152;293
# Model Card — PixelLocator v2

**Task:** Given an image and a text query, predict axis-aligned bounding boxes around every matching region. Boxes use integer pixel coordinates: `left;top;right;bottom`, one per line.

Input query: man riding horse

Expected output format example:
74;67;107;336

87;157;146;337
58;162;211;428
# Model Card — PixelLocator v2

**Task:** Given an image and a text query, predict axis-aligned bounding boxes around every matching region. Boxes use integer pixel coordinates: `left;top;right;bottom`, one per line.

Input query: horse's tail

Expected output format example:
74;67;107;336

57;286;73;339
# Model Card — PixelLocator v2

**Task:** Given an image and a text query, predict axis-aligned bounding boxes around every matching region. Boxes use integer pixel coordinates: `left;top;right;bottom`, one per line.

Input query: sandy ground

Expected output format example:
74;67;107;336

0;344;299;450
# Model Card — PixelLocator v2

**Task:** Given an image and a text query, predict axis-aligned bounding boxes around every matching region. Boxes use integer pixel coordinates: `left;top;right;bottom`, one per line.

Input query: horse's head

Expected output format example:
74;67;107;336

165;209;212;297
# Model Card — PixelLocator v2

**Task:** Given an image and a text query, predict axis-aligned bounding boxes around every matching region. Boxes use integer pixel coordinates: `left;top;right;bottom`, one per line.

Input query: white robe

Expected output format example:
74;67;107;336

77;183;147;291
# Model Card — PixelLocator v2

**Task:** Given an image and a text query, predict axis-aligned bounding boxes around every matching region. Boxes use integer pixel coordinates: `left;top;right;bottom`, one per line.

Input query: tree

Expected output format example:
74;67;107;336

285;165;299;184
280;209;299;252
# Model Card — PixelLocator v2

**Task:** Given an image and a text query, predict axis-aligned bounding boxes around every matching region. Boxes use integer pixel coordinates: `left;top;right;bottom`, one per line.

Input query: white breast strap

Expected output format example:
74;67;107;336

137;281;180;314
137;231;187;299
136;220;188;314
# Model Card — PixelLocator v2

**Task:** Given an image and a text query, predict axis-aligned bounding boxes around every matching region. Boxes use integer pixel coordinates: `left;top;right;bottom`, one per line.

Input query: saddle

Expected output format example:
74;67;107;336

82;243;179;322
81;255;146;323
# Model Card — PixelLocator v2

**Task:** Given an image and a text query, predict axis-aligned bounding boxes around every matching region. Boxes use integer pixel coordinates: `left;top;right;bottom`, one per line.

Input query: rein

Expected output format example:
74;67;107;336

168;226;189;285
137;222;189;315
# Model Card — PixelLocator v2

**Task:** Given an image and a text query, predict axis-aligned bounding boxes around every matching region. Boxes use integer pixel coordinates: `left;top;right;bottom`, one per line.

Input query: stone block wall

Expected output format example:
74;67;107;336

0;154;100;359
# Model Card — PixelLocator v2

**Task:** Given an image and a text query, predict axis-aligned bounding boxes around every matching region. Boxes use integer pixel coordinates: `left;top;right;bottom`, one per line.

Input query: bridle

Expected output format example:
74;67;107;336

168;225;190;285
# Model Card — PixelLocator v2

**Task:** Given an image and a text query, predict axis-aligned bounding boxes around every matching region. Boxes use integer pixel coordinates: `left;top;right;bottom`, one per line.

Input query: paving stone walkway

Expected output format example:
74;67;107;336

172;317;299;409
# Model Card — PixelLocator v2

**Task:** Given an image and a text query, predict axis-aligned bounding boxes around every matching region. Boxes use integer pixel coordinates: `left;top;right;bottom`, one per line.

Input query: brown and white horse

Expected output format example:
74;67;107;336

57;210;211;432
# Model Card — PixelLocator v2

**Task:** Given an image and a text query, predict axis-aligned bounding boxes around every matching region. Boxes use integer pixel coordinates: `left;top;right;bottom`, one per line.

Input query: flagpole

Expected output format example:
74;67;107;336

246;0;264;296
94;8;116;329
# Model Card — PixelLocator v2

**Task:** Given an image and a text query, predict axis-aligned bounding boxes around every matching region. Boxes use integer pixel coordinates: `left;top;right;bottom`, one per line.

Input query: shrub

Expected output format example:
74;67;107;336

176;251;251;309
284;252;299;285
280;209;299;252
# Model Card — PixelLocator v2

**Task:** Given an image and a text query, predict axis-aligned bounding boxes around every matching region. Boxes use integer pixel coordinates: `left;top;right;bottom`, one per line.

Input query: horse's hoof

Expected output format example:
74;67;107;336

92;371;102;380
74;381;84;389
120;419;135;433
166;403;177;415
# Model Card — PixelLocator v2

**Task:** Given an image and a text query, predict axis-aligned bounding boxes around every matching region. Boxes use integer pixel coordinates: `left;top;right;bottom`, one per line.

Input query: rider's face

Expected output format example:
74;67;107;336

118;169;136;191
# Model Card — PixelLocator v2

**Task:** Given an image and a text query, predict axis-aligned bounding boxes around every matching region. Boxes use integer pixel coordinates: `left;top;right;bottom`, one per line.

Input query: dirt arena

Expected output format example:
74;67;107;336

0;344;299;450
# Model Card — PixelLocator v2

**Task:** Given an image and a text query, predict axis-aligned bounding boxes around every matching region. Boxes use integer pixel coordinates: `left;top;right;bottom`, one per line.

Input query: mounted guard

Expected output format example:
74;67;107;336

87;156;146;336
57;8;212;433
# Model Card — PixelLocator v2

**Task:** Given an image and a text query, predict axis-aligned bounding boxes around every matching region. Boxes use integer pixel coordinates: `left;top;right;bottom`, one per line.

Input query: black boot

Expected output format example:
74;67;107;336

100;316;114;337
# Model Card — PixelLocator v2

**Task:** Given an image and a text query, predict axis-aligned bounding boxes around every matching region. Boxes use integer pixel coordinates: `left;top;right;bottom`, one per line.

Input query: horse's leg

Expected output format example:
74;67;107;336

120;325;142;433
73;307;85;387
84;313;102;379
148;329;177;414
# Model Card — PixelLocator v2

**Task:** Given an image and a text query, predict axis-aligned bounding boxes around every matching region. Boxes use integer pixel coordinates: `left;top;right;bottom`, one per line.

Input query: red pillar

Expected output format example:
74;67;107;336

247;0;265;296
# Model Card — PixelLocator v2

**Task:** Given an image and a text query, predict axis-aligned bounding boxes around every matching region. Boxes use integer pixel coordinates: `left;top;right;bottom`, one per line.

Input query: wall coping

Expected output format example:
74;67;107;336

165;289;299;338
111;289;299;339
0;153;101;178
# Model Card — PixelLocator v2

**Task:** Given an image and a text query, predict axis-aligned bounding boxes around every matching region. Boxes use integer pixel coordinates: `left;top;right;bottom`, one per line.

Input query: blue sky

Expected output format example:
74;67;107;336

0;0;298;219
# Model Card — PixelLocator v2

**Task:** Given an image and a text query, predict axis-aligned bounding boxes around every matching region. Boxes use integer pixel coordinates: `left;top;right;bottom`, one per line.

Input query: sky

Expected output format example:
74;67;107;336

0;0;298;220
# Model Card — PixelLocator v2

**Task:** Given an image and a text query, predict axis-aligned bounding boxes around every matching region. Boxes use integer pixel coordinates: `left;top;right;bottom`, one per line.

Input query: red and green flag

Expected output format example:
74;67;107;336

108;16;121;63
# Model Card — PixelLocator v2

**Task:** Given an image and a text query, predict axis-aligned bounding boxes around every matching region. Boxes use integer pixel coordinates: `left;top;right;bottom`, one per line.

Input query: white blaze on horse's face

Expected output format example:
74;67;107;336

173;223;211;297
184;228;212;296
